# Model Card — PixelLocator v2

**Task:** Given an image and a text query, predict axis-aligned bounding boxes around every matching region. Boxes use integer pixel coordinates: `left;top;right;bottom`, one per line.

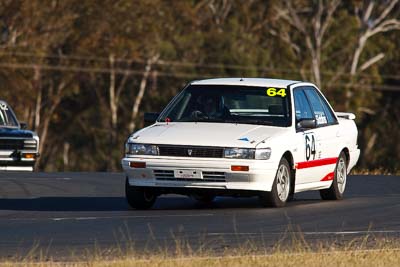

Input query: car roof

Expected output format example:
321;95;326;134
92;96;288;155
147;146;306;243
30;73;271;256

190;78;301;88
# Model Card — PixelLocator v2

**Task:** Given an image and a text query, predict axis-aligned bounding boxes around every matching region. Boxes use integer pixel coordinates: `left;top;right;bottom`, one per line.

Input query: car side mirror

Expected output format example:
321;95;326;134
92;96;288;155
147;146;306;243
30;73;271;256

20;122;28;130
144;112;159;126
297;119;316;130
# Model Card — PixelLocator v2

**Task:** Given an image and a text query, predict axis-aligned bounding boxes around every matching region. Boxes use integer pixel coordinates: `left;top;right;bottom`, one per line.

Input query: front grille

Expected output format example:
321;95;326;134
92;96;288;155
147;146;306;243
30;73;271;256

23;140;37;150
153;170;174;178
0;139;24;150
202;171;226;182
158;145;224;158
0;139;37;151
154;170;226;182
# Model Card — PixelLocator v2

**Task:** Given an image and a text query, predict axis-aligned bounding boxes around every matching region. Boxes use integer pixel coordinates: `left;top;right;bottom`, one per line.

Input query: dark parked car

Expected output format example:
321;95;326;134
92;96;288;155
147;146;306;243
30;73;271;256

0;100;39;171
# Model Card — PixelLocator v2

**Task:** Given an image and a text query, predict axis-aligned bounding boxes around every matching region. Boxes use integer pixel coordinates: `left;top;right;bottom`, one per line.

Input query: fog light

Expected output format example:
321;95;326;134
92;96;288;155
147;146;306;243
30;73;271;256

130;162;146;168
23;153;35;159
231;165;249;171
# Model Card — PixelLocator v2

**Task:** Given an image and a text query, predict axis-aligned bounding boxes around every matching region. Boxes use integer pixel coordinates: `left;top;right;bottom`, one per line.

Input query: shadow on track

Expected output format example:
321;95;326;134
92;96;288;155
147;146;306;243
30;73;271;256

0;196;321;211
0;197;129;211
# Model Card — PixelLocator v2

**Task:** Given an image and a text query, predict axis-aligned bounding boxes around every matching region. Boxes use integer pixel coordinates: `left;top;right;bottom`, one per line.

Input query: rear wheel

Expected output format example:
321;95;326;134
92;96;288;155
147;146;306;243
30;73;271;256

125;177;156;209
320;152;347;200
259;158;291;207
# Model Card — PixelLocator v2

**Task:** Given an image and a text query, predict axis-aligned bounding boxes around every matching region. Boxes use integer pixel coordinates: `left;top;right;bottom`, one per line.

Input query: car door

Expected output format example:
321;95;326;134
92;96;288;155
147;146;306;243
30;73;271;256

303;87;340;182
293;88;324;184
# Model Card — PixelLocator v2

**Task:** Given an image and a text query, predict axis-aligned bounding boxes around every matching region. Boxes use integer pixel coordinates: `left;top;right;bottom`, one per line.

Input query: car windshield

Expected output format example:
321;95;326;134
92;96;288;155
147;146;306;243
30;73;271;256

0;102;19;127
159;85;292;127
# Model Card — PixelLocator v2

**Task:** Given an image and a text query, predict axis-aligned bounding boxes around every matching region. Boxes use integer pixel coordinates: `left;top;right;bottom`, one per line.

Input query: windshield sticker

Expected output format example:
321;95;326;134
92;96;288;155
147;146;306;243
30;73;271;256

238;137;249;142
0;104;8;111
266;88;286;97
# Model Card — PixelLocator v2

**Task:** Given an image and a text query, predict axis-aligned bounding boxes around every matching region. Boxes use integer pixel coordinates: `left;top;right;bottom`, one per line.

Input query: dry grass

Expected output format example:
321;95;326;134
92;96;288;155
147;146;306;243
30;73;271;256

0;234;399;267
80;249;400;267
351;168;399;175
0;248;399;267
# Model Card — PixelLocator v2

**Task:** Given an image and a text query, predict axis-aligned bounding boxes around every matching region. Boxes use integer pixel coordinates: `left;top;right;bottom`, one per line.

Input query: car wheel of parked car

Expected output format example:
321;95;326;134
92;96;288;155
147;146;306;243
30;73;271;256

320;152;347;200
259;157;291;207
125;177;156;209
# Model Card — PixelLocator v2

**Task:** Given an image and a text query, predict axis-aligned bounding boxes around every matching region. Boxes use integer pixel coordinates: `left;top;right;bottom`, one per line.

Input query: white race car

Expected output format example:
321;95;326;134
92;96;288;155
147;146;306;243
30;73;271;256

122;78;360;209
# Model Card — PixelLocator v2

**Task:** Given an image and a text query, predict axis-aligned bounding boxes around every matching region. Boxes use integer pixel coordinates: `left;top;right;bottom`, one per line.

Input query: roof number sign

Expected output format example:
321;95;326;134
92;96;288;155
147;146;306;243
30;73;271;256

266;87;286;97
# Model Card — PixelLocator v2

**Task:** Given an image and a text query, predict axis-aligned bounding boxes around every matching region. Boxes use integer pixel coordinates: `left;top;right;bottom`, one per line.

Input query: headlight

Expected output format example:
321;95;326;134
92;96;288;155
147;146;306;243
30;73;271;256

125;143;159;155
224;148;255;159
224;147;271;160
255;148;271;160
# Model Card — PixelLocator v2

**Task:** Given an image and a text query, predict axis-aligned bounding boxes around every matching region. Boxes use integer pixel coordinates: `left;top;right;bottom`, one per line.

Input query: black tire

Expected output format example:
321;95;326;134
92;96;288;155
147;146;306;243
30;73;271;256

287;169;296;202
191;194;215;204
125;177;156;210
320;152;347;200
259;158;291;208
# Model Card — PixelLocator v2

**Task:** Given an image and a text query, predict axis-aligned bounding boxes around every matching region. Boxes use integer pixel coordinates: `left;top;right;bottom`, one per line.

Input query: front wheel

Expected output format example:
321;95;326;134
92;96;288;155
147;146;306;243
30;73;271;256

259;158;291;208
320;152;347;200
125;177;157;209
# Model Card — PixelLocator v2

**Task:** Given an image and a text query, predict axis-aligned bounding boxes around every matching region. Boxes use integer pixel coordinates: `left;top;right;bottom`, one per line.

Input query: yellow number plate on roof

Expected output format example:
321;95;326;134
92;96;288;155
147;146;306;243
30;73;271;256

266;88;286;97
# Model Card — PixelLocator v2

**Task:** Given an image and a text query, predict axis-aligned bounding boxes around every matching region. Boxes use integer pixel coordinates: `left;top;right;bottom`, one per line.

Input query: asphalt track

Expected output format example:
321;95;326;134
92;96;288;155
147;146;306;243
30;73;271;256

0;172;399;259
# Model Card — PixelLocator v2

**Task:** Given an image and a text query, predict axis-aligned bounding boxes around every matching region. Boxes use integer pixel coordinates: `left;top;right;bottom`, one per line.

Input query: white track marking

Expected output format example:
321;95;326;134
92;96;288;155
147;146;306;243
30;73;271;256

303;230;400;235
14;177;72;180
4;213;214;222
50;213;214;221
206;230;400;236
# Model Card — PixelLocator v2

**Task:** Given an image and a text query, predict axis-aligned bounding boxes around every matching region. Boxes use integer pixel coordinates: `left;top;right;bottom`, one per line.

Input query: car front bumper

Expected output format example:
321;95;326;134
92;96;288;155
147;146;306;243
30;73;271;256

121;156;278;192
0;150;37;172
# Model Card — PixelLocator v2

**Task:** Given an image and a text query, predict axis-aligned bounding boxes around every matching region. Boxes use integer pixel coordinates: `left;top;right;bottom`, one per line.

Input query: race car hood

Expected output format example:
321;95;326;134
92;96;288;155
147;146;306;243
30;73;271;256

0;127;34;138
129;122;288;148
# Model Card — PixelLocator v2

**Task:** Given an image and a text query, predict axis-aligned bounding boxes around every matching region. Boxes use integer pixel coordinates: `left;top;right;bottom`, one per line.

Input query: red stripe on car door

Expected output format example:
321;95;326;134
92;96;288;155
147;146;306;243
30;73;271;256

296;157;337;169
320;172;335;181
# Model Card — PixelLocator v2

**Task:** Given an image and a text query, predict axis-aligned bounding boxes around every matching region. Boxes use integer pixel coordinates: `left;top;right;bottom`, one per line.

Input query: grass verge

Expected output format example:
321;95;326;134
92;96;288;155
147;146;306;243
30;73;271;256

0;232;399;267
0;248;399;267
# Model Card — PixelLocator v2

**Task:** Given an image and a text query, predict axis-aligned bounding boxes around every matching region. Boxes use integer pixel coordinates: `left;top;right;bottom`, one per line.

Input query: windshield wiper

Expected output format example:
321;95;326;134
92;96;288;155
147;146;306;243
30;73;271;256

225;119;274;126
176;117;276;125
177;117;225;123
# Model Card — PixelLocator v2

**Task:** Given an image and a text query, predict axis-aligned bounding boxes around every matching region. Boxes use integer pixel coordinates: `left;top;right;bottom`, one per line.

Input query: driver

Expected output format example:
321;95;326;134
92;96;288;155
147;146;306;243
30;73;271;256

198;95;220;118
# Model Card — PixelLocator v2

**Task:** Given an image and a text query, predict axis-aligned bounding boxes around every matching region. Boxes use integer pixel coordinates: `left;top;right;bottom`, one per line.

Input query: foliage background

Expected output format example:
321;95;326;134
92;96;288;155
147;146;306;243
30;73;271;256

0;0;399;172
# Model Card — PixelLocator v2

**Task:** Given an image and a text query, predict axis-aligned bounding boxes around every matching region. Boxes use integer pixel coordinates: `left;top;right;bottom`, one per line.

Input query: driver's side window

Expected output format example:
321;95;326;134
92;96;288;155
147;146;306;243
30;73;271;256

294;89;313;122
